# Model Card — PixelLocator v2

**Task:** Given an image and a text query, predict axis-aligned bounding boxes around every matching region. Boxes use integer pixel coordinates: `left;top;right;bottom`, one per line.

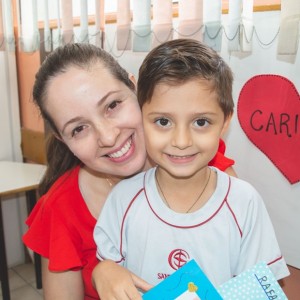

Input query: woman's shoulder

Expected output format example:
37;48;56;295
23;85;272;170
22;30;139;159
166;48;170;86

25;165;86;226
39;166;81;207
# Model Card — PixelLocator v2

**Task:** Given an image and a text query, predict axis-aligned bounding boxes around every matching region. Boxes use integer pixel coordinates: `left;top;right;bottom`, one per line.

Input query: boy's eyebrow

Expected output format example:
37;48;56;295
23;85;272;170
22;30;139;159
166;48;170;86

61;90;120;133
145;111;218;117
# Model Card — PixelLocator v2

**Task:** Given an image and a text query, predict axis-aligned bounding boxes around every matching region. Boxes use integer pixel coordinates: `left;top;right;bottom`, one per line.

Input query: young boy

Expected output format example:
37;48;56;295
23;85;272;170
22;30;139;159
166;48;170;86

94;39;289;289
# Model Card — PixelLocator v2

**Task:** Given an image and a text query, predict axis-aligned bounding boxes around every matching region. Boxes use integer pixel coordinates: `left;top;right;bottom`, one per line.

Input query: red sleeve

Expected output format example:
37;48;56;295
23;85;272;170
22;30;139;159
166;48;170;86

23;196;83;271
209;139;235;171
23;169;83;271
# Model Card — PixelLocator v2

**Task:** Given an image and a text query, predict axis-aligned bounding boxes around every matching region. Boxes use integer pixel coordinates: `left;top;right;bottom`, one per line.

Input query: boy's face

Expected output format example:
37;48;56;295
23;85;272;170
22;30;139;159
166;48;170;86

142;79;231;179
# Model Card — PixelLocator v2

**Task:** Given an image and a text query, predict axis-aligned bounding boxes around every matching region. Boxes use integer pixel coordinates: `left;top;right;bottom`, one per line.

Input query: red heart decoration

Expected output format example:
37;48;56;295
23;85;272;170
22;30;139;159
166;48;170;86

237;75;300;184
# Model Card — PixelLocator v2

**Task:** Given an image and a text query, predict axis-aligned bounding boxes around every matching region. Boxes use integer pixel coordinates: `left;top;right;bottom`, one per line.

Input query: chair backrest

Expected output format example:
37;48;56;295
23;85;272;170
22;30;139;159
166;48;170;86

21;128;47;165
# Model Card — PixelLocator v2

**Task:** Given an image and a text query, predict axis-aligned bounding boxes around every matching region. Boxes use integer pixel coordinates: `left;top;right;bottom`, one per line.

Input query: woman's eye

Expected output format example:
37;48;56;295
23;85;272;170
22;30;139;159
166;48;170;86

71;125;85;137
155;118;171;127
194;118;210;127
108;100;121;111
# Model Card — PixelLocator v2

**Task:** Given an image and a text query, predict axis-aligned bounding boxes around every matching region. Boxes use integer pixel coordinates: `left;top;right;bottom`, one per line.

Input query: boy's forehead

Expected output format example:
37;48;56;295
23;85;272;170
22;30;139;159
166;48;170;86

153;78;214;93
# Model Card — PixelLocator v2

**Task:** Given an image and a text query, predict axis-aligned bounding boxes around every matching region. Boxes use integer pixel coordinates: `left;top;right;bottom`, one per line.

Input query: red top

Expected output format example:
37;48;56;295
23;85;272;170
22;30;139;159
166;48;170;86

209;139;235;170
23;166;99;300
23;139;234;300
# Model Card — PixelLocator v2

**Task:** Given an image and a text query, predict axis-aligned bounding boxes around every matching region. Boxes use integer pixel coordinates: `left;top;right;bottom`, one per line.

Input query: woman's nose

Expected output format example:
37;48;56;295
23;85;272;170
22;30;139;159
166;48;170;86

171;125;192;149
96;121;120;147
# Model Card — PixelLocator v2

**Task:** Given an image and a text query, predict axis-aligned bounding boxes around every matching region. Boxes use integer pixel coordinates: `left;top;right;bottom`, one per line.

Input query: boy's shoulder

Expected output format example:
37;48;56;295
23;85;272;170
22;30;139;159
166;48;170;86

214;167;260;203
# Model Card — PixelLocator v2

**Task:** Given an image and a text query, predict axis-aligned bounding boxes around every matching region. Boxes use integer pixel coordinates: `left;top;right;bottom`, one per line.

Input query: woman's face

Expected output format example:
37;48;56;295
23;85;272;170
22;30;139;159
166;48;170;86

45;63;147;177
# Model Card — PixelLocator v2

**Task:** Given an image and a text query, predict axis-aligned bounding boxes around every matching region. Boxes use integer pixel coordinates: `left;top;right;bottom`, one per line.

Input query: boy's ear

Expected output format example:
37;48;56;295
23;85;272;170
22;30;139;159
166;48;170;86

128;73;137;87
221;114;233;136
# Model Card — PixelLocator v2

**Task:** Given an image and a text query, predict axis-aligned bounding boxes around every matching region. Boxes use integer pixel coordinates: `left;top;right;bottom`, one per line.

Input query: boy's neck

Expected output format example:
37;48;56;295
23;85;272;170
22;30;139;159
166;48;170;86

154;166;213;213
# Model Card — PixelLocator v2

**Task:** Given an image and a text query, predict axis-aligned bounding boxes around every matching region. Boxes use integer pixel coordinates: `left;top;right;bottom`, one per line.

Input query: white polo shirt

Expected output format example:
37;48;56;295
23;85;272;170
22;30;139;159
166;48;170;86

94;167;289;286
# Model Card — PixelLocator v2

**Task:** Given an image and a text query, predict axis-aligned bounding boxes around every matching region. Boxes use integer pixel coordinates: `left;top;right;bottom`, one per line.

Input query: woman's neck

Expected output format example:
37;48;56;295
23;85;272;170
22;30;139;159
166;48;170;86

78;166;122;219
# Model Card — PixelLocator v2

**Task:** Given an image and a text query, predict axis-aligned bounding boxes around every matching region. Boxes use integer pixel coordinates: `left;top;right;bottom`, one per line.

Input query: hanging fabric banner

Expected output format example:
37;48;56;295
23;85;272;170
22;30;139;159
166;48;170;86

79;0;89;43
4;0;15;52
43;0;51;52
152;0;173;49
94;0;105;48
240;0;253;52
99;0;105;48
52;0;62;49
19;0;40;52
116;0;131;50
177;0;203;41
277;0;300;56
227;0;242;52
61;0;74;45
132;0;151;52
203;0;222;52
94;0;101;47
0;0;5;51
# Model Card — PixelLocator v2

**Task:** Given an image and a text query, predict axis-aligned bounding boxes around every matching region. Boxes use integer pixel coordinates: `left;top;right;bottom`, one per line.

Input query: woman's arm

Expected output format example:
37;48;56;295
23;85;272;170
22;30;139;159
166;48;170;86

92;260;152;300
42;257;85;300
224;166;237;177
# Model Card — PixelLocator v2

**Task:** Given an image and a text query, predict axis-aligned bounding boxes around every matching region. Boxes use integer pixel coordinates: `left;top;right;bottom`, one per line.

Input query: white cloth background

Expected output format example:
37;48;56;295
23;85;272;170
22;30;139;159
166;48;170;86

105;10;300;269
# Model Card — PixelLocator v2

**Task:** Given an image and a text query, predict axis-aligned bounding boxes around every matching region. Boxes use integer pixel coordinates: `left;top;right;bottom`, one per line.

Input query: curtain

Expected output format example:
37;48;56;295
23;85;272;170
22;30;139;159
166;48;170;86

177;0;203;41
203;0;222;51
19;0;39;52
277;0;300;57
42;0;51;52
132;0;151;52
0;0;5;51
7;0;298;59
152;0;173;49
116;0;131;50
61;0;74;45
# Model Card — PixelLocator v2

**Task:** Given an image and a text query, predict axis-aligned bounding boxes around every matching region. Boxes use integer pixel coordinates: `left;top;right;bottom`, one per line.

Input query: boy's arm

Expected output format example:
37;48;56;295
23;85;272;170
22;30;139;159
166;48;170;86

92;260;152;300
224;166;237;177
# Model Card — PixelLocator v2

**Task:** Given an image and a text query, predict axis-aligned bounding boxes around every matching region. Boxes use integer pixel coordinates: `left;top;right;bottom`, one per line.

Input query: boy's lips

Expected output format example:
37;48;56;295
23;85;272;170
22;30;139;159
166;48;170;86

168;154;195;159
166;153;197;163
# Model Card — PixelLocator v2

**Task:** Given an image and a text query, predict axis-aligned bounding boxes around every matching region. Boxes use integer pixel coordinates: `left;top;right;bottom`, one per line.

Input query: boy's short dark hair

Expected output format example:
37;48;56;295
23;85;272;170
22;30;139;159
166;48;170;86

138;38;234;119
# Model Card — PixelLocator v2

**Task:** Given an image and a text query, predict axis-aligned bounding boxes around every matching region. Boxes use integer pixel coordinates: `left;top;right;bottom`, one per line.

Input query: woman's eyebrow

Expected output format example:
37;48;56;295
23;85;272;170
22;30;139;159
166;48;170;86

96;90;121;107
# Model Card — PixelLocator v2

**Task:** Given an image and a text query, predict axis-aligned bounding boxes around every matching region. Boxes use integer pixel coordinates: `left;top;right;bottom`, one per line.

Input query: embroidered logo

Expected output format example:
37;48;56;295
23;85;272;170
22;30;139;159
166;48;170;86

168;249;190;270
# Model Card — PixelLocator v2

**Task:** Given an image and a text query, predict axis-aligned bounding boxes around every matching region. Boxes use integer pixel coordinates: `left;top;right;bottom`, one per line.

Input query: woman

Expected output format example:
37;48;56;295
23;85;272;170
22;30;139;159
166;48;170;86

23;43;236;300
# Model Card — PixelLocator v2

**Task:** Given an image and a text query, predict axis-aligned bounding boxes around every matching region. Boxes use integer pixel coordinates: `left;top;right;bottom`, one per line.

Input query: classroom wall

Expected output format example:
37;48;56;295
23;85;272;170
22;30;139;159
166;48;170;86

0;49;24;266
16;7;299;298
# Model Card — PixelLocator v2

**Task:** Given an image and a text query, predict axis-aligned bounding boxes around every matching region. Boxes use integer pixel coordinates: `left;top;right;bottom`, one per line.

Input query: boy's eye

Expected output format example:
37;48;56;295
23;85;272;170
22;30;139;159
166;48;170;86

155;118;171;127
194;118;209;127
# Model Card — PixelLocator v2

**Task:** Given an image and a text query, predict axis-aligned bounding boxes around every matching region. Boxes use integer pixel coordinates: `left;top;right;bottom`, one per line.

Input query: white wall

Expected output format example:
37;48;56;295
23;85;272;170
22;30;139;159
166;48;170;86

103;10;300;268
0;49;25;267
220;11;300;269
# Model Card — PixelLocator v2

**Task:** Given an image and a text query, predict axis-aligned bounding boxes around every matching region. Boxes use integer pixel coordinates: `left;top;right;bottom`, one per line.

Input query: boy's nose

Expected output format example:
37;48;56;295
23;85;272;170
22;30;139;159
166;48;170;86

171;126;192;149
